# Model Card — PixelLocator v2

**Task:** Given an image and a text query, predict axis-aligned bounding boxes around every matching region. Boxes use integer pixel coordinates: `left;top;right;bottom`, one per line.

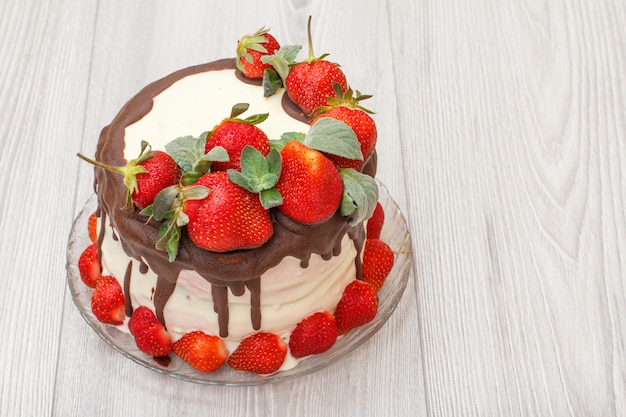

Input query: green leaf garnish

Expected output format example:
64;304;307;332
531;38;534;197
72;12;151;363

339;168;378;226
303;118;363;160
269;131;306;152
227;146;282;209
263;68;283;97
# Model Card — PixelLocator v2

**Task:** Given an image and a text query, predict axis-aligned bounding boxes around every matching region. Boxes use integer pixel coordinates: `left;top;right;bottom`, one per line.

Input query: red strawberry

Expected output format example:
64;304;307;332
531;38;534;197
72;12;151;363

275;140;343;224
285;16;347;116
205;104;270;172
366;202;384;239
289;311;338;358
77;141;181;210
334;280;378;335
236;27;281;79
312;86;377;170
91;275;125;325
128;306;173;357
78;243;101;288
88;212;98;243
228;332;287;374
361;238;394;293
183;171;273;252
173;331;228;372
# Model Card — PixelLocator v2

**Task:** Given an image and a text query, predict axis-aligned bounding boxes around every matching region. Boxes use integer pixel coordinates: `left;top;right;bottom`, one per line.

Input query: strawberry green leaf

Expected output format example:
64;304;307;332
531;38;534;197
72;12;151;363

230;103;250;119
261;44;302;82
260;188;283;209
243;112;269;125
263;68;283;97
304;118;363;160
339;168;379;226
269;131;306;151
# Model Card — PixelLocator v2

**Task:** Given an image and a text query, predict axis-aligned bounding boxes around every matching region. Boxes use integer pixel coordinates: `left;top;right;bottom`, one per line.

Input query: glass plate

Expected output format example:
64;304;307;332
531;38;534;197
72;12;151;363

66;181;412;386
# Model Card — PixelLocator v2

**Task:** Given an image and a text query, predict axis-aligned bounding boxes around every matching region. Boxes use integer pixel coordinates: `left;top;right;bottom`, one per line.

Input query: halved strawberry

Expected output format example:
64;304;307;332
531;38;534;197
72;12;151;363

361;238;394;293
78;243;101;288
228;332;287;374
366;202;384;239
173;331;228;372
88;212;98;243
91;275;125;325
289;311;338;358
128;306;172;357
334;280;378;335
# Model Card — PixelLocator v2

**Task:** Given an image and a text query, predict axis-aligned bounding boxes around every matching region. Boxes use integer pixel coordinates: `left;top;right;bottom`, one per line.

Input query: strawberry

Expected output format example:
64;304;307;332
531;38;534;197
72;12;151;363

183;171;273;252
312;85;377;170
77;141;181;210
366;202;384;239
205;103;270;172
78;243;101;288
228;332;287;374
128;306;173;357
275;140;343;224
91;275;125;325
334;280;378;335
288;311;338;358
361;238;394;293
236;27;281;79
173;331;228;372
88;212;98;243
285;16;347;117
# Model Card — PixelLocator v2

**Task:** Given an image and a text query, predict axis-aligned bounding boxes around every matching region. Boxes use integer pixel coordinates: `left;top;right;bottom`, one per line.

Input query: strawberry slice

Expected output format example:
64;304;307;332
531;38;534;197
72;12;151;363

78;243;101;288
91;275;125;325
173;331;228;372
128;306;172;357
361;238;394;293
289;311;338;358
366;202;384;239
334;280;378;335
228;332;287;374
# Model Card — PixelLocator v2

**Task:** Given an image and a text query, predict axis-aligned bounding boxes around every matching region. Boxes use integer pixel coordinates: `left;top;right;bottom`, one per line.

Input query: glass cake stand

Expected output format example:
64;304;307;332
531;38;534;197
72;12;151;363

66;181;413;386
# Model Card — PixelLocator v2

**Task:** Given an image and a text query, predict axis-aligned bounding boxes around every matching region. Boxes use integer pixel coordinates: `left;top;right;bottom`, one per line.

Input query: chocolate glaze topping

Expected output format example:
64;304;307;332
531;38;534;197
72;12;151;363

94;59;376;336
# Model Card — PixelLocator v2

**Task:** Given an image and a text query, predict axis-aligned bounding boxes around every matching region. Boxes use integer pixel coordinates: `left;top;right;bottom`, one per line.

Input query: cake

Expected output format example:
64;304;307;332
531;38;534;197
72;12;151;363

76;22;396;375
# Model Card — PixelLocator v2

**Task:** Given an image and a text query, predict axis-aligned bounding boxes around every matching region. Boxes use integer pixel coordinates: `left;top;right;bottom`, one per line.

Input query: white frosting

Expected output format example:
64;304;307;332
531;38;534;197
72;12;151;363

123;70;308;158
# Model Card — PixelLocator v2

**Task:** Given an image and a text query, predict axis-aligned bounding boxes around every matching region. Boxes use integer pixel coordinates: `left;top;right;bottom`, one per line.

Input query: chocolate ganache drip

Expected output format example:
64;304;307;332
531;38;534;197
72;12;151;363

94;59;375;336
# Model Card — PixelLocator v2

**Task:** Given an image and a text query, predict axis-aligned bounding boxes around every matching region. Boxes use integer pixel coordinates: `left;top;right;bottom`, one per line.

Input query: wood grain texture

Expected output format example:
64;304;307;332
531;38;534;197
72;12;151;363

0;0;624;416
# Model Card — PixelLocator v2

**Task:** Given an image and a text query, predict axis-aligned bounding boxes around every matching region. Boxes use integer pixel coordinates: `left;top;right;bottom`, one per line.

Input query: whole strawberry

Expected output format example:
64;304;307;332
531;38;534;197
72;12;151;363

128;306;173;357
183;171;273;252
91;275;125;325
236;27;281;79
289;311;338;358
366;202;384;239
205;103;270;172
77;141;181;209
228;332;287;374
312;85;377;170
361;238;394;293
78;243;101;288
88;212;98;243
275;140;343;224
173;331;228;372
334;280;378;335
285;16;347;117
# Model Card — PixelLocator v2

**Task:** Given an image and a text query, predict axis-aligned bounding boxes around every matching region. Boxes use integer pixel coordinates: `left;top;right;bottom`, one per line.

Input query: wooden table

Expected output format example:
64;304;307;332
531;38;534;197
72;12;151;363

1;0;624;415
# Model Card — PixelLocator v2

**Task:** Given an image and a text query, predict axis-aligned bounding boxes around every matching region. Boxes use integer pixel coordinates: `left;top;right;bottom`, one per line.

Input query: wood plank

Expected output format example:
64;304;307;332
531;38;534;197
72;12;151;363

388;0;626;415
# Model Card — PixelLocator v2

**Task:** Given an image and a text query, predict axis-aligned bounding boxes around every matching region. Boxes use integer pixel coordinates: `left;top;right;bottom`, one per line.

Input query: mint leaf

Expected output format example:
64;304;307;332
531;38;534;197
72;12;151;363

339;168;379;226
263;68;283;97
260;188;283;209
270;131;305;152
304;118;363;160
152;185;181;221
165;134;206;174
261;45;302;82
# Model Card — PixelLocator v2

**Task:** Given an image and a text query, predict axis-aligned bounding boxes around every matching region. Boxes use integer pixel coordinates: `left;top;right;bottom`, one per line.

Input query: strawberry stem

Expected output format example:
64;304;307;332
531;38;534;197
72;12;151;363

307;15;315;62
76;153;125;176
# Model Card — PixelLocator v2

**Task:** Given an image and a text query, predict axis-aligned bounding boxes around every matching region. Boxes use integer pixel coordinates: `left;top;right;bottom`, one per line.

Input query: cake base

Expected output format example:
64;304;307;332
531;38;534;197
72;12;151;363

67;181;412;385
